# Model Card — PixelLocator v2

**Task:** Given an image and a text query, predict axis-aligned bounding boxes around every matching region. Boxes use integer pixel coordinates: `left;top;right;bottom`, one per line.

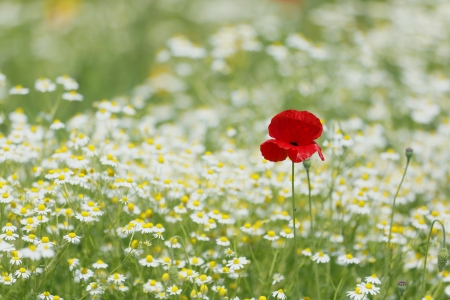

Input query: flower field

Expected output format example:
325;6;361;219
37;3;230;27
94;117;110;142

1;0;450;299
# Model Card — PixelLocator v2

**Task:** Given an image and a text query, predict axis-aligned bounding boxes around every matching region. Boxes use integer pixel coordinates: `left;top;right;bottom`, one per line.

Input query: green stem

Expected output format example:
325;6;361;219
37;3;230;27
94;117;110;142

382;157;411;299
420;220;446;298
306;167;321;300
291;162;297;252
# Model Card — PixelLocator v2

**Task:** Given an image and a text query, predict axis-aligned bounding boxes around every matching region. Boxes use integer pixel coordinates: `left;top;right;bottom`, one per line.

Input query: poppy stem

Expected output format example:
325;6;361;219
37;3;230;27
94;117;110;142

291;161;297;253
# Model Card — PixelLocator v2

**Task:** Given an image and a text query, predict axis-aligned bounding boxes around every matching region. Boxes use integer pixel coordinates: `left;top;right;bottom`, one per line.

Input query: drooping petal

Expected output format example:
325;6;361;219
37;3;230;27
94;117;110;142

268;110;323;145
260;140;288;162
287;142;325;163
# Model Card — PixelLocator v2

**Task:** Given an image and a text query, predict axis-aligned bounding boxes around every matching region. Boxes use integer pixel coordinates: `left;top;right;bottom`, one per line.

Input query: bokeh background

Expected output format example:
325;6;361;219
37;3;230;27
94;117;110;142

1;0;449;135
1;0;312;114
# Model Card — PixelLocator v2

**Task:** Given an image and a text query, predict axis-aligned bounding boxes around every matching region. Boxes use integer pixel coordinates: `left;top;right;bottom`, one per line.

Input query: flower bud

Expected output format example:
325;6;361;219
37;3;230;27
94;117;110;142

169;266;178;284
438;247;448;272
405;147;413;160
397;281;406;295
302;158;311;170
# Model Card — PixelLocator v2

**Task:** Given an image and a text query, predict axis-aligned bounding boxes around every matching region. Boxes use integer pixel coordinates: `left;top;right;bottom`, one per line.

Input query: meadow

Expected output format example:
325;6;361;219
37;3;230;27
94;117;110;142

1;0;450;299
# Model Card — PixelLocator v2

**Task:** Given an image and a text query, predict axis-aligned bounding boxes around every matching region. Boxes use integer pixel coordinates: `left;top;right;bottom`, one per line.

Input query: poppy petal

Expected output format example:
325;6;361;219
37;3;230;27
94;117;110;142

268;110;323;145
260;140;288;162
287;142;325;163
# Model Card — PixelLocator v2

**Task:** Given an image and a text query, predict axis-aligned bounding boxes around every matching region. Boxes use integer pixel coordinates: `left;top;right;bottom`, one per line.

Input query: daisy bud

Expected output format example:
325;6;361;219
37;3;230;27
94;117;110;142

302;158;311;170
405;147;413;160
397;281;406;295
169;266;178;284
438;247;449;272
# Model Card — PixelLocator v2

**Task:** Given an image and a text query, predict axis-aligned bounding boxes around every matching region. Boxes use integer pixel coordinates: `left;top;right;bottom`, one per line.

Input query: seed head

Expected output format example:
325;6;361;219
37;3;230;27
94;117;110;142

405;147;413;160
302;158;311;170
397;281;406;295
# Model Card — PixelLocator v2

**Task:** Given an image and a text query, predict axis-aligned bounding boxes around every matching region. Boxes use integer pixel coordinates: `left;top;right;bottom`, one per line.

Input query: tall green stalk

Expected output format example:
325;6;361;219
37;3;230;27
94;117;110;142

292;162;297;253
420;220;447;299
304;159;321;300
382;148;413;299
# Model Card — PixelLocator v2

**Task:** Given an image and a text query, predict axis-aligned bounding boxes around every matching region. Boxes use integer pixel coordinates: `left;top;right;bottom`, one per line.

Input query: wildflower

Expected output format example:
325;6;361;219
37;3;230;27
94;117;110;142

312;251;330;263
167;285;182;295
346;287;367;300
10;85;29;95
92;260;108;269
63;232;81;244
1;273;16;285
37;291;53;300
62;91;83;101
2;223;17;232
260;110;324;163
56;75;79;90
189;256;205;266
263;230;279;241
365;274;381;285
15;267;31;279
356;282;380;295
227;257;249;271
195;274;212;285
272;273;285;285
216;236;230;247
280;228;294;239
272;289;287;300
302;248;312;257
50;119;65;130
87;282;104;295
67;258;80;271
139;255;160;267
338;253;361;265
108;272;126;284
0;230;19;241
76;268;95;281
35;78;56;92
224;248;235;257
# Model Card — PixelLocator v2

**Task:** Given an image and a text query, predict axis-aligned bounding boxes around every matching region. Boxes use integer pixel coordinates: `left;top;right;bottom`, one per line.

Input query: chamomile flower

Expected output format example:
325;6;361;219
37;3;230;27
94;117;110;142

35;78;56;92
357;282;380;295
312;251;331;264
272;289;287;300
15;267;31;279
92;260;108;269
338;253;361;265
108;272;126;284
167;285;182;295
63;232;81;244
62;91;83;101
216;236;230;247
76;268;94;281
37;291;53;300
50;119;65;130
139;255;160;267
272;273;285;285
263;230;279;241
346;287;367;300
365;274;381;285
227;257;249;271
10;85;29;95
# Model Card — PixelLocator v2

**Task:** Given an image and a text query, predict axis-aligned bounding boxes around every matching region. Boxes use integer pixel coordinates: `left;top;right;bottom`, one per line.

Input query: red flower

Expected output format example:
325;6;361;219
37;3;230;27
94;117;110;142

260;110;325;163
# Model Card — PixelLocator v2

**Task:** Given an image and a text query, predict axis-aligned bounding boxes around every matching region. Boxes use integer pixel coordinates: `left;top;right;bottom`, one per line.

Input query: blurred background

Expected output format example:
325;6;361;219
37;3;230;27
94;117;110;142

0;0;316;113
1;0;449;136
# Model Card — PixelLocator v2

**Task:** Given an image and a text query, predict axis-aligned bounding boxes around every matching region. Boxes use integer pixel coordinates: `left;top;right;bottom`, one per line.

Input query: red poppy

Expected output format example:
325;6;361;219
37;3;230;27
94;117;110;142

260;110;325;163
